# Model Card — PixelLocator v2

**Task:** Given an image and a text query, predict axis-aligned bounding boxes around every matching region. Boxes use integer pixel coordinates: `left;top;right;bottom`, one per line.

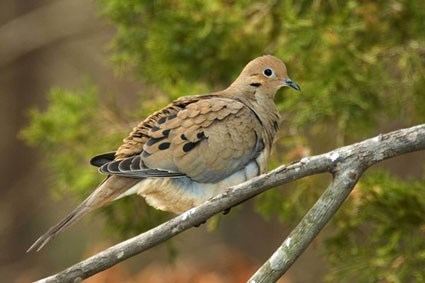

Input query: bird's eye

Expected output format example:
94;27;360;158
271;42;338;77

263;68;274;77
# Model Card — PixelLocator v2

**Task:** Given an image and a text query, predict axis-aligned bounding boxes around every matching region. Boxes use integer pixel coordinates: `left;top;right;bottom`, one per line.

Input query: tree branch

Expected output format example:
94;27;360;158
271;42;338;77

35;124;425;283
248;165;363;282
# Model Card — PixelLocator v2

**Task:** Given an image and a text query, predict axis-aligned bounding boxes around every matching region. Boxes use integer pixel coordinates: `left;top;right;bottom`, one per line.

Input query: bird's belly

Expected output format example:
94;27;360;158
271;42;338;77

133;161;260;214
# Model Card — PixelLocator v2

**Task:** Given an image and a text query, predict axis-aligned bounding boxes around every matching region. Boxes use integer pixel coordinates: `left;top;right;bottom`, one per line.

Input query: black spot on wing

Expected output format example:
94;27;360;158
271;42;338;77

158;142;171;150
158;117;167;124
196;132;206;139
162;129;171;137
182;131;207;153
183;142;197;152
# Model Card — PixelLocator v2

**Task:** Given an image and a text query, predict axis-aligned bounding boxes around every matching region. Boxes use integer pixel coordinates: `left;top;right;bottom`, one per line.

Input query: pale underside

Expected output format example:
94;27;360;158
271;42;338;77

119;151;268;213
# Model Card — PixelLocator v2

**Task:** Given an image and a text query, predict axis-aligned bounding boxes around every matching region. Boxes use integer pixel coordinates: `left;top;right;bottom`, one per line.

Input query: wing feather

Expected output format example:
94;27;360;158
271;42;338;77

93;96;265;182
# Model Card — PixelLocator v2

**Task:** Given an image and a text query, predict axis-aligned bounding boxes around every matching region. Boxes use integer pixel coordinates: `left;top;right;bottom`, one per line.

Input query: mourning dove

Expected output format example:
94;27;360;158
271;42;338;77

28;55;300;252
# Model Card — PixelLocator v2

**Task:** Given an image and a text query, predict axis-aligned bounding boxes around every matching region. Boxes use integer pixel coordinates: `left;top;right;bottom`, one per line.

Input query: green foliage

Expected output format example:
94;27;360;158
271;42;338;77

101;0;425;142
20;86;170;236
325;171;425;283
21;0;425;280
21;86;104;197
255;175;331;222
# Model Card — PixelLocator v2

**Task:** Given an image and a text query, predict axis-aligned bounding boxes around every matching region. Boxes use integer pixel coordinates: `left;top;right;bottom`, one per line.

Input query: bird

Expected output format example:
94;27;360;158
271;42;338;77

27;55;300;252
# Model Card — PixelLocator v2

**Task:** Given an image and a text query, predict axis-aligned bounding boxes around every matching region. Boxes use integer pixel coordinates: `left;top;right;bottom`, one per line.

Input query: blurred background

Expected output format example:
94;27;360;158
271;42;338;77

1;0;424;282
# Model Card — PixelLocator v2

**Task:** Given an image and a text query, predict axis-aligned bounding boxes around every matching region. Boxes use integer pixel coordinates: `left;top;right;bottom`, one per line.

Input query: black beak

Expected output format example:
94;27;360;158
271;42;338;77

284;78;301;91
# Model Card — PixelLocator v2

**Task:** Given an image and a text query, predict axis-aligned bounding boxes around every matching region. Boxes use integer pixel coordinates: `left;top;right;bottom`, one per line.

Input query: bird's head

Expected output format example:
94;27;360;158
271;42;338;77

229;55;300;98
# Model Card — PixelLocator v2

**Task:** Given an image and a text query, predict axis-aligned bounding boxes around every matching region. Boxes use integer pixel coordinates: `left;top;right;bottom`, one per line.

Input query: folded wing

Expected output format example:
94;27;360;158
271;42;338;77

96;96;265;183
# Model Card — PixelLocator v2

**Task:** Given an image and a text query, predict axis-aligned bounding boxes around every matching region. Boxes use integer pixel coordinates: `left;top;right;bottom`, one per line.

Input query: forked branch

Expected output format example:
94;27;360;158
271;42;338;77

35;124;425;283
249;164;363;282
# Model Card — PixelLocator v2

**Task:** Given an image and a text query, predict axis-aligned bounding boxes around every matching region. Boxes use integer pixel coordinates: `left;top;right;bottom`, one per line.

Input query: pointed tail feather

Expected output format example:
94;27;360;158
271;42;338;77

27;176;139;252
26;201;92;252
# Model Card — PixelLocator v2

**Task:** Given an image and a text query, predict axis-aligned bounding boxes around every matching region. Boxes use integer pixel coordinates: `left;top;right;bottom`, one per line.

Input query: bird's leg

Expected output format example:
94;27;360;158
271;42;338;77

222;196;256;216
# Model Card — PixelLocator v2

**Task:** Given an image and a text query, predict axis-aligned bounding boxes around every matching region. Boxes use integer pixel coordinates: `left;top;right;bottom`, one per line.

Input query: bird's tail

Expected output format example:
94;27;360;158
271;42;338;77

27;176;139;252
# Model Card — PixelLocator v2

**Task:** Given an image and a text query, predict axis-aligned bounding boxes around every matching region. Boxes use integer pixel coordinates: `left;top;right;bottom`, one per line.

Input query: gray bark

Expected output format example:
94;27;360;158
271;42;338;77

248;165;362;282
35;124;425;283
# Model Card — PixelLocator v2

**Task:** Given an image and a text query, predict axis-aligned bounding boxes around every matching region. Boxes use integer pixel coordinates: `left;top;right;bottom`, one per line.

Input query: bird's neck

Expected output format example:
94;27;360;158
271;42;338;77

222;86;280;149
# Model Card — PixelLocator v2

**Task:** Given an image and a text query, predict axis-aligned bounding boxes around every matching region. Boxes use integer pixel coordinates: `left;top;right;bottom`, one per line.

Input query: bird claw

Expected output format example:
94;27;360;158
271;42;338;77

222;208;231;215
194;220;207;227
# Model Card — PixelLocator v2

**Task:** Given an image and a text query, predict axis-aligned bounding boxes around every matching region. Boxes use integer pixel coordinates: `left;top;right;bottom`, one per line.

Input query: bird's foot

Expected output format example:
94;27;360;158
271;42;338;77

194;220;207;227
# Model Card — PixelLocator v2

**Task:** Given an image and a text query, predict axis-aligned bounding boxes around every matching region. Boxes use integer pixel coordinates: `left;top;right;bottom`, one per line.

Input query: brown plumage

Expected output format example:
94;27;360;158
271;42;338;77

27;55;300;252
